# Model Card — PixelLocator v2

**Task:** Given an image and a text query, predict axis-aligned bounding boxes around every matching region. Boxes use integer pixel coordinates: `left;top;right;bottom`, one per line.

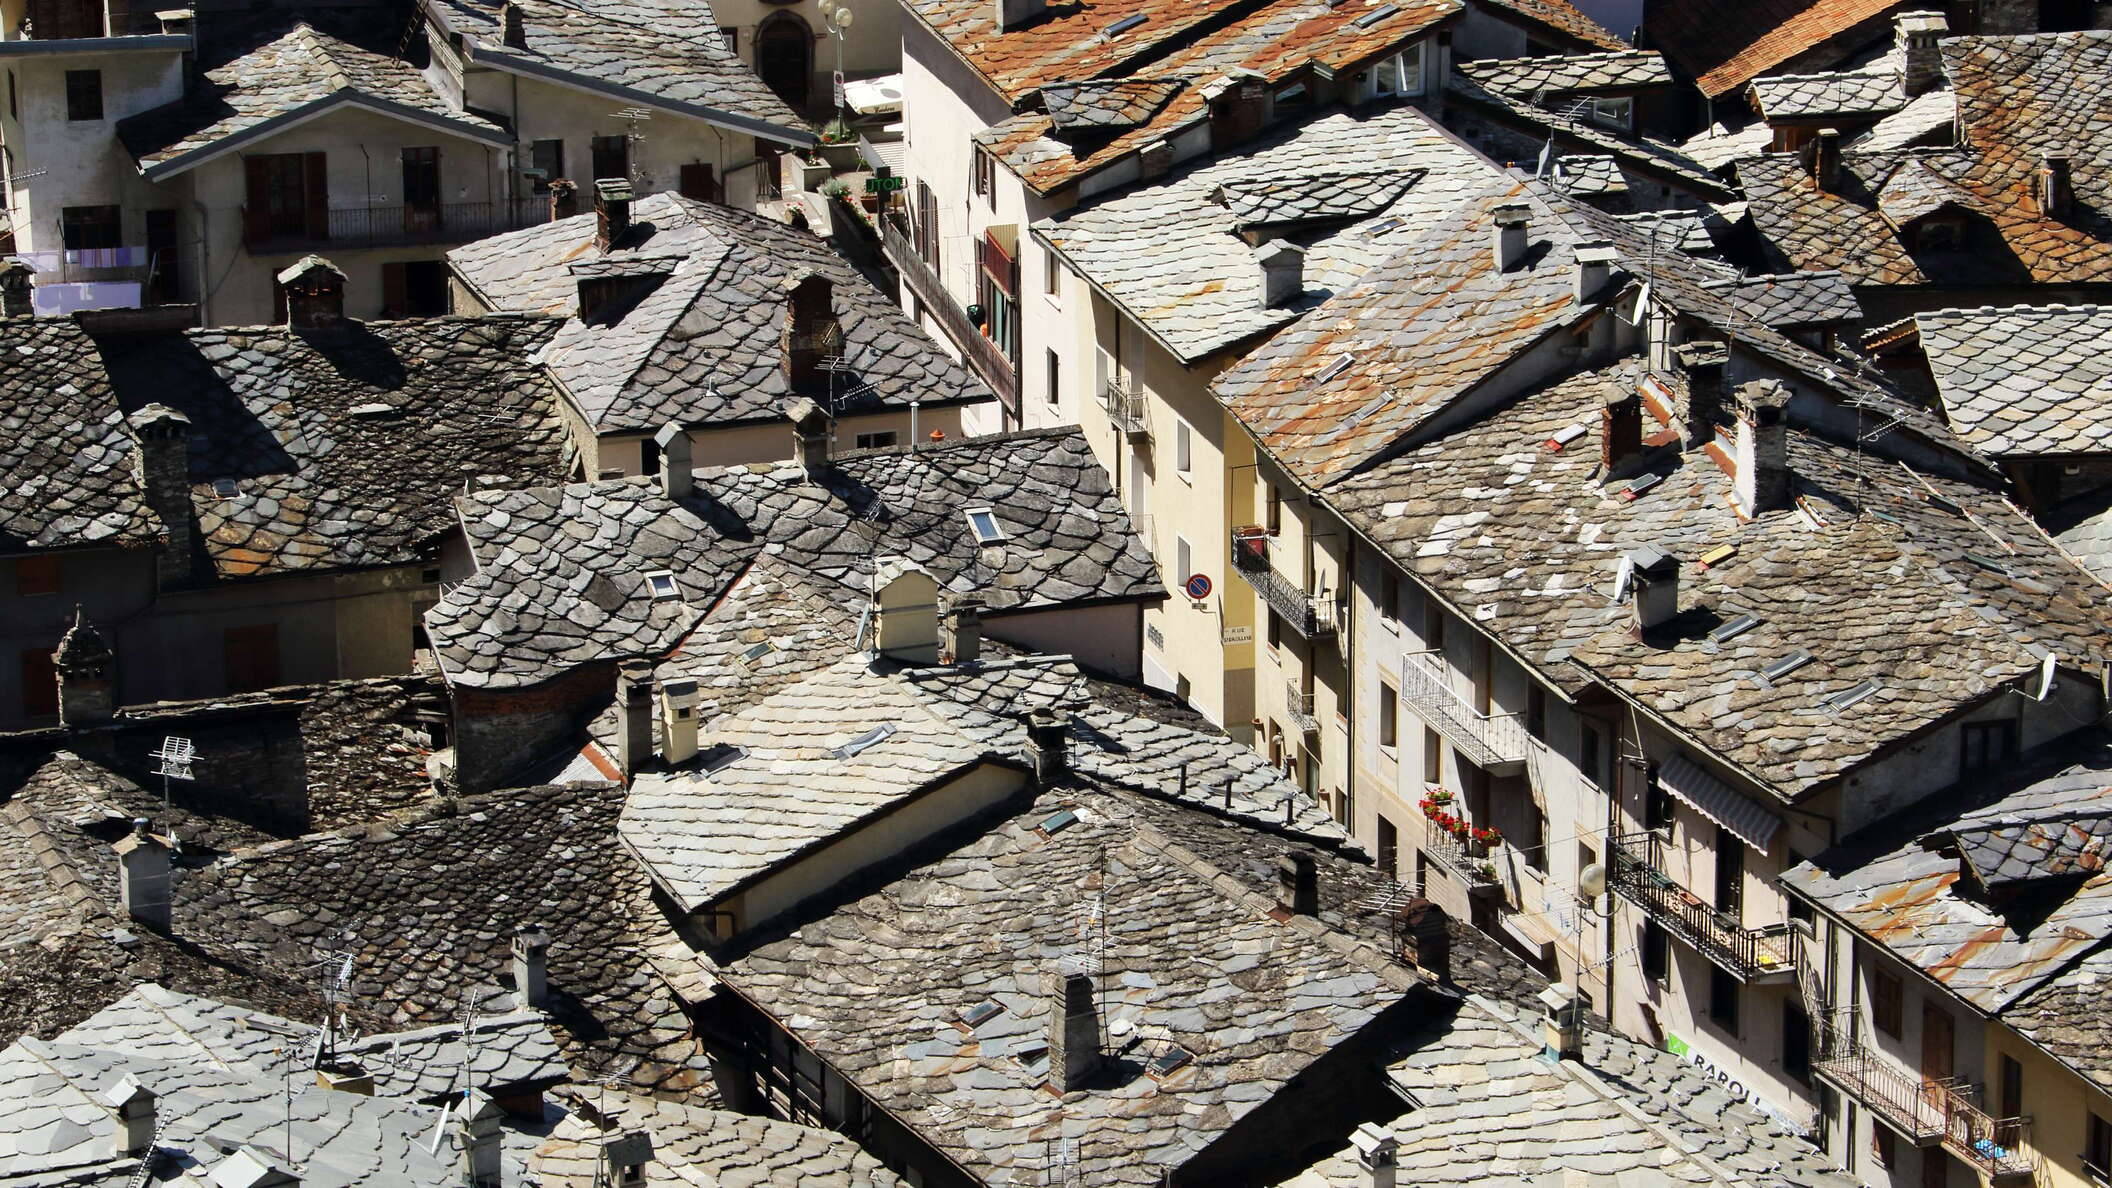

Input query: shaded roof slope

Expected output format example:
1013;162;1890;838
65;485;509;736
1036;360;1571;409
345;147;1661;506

1646;0;1904;98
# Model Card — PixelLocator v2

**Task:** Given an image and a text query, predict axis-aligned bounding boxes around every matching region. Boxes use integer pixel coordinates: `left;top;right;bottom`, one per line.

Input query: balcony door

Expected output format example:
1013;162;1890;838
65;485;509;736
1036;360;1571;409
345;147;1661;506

401;147;441;233
244;152;326;245
1921;1004;1953;1086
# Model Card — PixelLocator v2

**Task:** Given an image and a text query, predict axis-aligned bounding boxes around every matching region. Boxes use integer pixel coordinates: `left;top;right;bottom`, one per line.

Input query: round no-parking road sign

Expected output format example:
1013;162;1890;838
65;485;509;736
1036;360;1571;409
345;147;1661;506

1184;573;1213;600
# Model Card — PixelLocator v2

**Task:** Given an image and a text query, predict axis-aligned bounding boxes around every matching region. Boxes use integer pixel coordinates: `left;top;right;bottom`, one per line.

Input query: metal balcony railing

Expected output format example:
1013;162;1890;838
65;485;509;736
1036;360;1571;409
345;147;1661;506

1424;828;1503;898
1102;380;1149;438
1813;1011;2034;1179
882;210;1018;415
1285;680;1318;734
1229;529;1340;642
1397;657;1528;775
1607;832;1796;984
241;199;550;253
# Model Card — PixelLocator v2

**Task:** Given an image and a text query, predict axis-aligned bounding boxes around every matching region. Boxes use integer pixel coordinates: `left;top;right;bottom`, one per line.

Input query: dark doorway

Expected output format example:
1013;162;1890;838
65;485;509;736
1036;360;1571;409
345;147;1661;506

401;146;441;234
756;14;812;110
145;208;178;304
591;134;630;183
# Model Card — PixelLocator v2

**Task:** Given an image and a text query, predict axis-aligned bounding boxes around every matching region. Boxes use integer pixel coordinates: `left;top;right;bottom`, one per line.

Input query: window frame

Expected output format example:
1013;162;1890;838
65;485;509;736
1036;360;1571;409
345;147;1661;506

1174;418;1193;478
60;204;121;251
530;138;565;194
1377;680;1397;749
1870;967;1904;1039
853;430;898;450
965;507;1006;545
64;68;101;121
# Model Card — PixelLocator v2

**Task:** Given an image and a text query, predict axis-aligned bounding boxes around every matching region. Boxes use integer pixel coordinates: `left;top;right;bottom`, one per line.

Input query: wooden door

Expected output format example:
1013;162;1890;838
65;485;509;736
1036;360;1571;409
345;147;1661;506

223;624;281;693
679;163;718;204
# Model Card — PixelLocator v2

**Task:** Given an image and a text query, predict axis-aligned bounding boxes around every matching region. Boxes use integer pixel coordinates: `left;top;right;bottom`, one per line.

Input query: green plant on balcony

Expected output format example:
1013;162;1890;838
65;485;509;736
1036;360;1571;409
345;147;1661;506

1474;861;1499;883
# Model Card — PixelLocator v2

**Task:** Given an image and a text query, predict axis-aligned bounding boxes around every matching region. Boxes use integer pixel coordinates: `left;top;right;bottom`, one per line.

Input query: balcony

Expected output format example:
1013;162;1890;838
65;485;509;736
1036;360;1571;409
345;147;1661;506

1284;680;1319;734
881;210;1019;417
1607;832;1796;984
241;199;550;254
1229;528;1340;641
1424;829;1504;899
1397;657;1527;775
1103;378;1149;439
1813;1012;2034;1180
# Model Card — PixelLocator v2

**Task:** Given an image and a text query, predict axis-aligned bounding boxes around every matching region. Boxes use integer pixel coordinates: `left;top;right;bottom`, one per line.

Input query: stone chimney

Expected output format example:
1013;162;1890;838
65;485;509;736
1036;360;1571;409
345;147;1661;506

1600;386;1642;473
599;1132;655;1187
101;1074;156;1160
0;257;34;317
1026;709;1068;785
2038;152;2073;219
129;403;197;590
1276;851;1319;915
654;423;692;500
594;178;634;251
500;0;527;48
1046;970;1102;1091
1673;341;1729;447
512;924;550;1010
943;595;983;664
994;0;1045;30
1733;379;1793;514
1348;1123;1399;1188
617;659;655;777
1627;544;1679;633
1207;75;1267;149
1399;898;1449;980
659;677;700;765
1540;982;1584;1060
114;819;171;932
872;559;940;663
1808;128;1842;193
457;1089;504;1188
213;1146;300;1188
1137;139;1174;182
788;396;832;476
276;256;346;329
54;606;115;726
1492;203;1531;272
1573;242;1616;305
781;271;836;392
1255;240;1305;308
547;177;579;221
1896;10;1948;97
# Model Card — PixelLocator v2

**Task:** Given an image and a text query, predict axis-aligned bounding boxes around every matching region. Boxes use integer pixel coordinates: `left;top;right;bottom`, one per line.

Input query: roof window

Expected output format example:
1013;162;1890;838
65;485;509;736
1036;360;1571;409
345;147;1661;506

736;639;776;668
1039;808;1079;835
831;721;899;760
211;478;239;497
645;571;680;600
966;507;1007;544
1619;473;1665;501
1707;613;1760;645
1145;1045;1194;1080
697;743;746;774
1821;679;1880;712
955;1000;1006;1031
1364;217;1404;237
1759;649;1813;683
1964;551;2012;577
1351;3;1398;27
1314;353;1354;383
1104;13;1147;36
1543;423;1588;452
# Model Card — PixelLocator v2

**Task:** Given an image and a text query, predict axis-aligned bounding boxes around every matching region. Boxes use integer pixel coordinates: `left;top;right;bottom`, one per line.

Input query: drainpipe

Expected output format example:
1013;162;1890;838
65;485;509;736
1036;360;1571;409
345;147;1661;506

190;200;210;324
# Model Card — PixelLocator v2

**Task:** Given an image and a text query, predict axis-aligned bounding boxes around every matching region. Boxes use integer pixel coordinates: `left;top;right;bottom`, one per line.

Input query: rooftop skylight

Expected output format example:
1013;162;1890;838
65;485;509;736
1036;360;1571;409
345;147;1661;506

645;571;680;600
1314;354;1354;384
831;721;899;760
1760;649;1814;683
966;507;1007;545
1104;13;1147;36
1821;680;1880;712
1351;3;1398;28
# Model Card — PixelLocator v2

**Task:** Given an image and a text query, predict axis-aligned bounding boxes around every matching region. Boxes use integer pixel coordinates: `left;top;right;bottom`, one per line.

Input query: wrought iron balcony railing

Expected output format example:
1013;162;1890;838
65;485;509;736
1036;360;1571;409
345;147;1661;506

1607;832;1796;984
881;209;1018;415
1397;657;1527;775
242;199;549;253
1424;828;1503;898
1285;680;1318;734
1229;528;1340;642
1102;379;1149;439
1813;1011;2034;1180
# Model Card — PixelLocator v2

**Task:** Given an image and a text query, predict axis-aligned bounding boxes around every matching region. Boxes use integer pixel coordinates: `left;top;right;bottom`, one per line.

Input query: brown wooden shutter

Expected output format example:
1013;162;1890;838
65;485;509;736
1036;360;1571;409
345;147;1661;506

380;262;407;318
244;156;270;245
223;624;281;692
679;163;716;203
18;647;56;718
302;152;329;240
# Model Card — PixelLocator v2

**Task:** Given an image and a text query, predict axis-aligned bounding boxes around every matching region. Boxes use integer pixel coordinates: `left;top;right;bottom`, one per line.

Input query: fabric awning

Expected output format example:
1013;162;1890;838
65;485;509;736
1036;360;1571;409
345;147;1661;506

1659;753;1783;855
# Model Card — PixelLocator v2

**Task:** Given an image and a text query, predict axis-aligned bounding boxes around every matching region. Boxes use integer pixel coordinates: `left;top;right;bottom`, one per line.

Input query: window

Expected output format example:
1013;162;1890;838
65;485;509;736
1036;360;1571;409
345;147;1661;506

1787;851;1816;926
1379;567;1399;624
1873;1124;1897;1169
965;508;1006;544
380;260;449;317
1999;1053;2023;1129
1175;536;1191;588
1581;721;1605;789
1526;683;1546;740
1783;1001;1812;1083
1266;483;1282;533
2087;1112;2112;1181
1642;919;1669;983
1266;610;1281;651
1175;419;1193;476
1522;806;1547;873
1042;244;1060;296
679;163;719;204
223;624;281;693
400;146;441;216
243;152;327;244
8;71;15;120
1373;45;1426;97
530;139;565;193
18;646;55;718
1273;81;1310;108
64;69;101;121
644;571;681;600
1645;765;1675;831
1422;598;1445;655
972;146;994;197
1962;720;2018;777
1715;827;1745;918
590;134;629;181
61;205;120;251
914;181;940;268
717;25;737;52
1708;965;1741;1033
1423;726;1442;785
1046;348;1060;404
1587;96;1633;130
15;555;59;596
1870;968;1903;1038
1378;681;1397;748
1377;815;1399;880
854;430;897;449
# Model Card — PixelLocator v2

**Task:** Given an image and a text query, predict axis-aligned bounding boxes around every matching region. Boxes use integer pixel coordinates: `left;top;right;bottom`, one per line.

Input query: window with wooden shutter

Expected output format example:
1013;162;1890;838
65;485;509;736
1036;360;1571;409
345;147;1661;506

380;262;409;318
303;152;329;240
19;646;56;718
223;623;281;692
679;163;718;203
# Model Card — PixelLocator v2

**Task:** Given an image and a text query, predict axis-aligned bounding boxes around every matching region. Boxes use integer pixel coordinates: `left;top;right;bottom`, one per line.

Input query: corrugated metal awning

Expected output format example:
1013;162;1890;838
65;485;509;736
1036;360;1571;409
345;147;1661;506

1659;753;1782;855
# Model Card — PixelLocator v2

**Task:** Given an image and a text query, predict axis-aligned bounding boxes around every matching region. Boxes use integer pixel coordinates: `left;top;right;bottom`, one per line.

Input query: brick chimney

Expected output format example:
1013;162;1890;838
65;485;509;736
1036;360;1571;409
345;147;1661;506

788;396;832;476
1601;386;1642;473
943;595;983;664
512;923;550;1009
500;0;527;48
54;606;115;726
457;1089;504;1188
654;423;692;499
128;404;198;590
277;256;345;329
2038;152;2073;219
1896;10;1948;97
548;177;579;221
0;257;34;317
1399;897;1449;980
594;178;633;251
114;819;171;932
659;677;700;765
1276;851;1319;915
1733;379;1793;514
1673;341;1728;447
1349;1123;1399;1188
101;1075;156;1160
1026;709;1068;785
781;271;836;392
994;0;1045;29
1207;75;1267;149
1046;969;1102;1091
1808;128;1842;193
1627;544;1679;633
1492;203;1531;272
616;659;655;777
1137;138;1173;182
1255;240;1305;308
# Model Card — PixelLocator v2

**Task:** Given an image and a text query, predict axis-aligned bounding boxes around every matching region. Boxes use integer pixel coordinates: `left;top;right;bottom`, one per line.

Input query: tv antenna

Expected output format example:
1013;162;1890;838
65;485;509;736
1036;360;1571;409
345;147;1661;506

150;736;194;816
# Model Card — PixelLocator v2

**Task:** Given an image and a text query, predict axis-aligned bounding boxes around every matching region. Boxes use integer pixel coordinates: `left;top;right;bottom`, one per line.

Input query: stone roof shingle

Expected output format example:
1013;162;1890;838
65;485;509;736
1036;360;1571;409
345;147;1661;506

1912;304;2112;457
1459;50;1674;97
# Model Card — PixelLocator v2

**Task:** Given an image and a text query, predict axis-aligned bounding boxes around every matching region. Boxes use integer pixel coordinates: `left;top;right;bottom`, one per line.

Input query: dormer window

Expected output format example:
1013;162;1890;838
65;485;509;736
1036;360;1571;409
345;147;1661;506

1372;44;1425;98
645;571;680;600
966;508;1006;544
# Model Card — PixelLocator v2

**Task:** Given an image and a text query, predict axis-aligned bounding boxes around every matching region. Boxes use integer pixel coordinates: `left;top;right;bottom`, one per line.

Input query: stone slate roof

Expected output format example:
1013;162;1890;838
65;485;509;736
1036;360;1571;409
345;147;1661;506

2007;943;2112;1101
1042;78;1186;130
1476;0;1625;51
0;315;572;578
1036;104;1496;365
1852;87;1956;151
1441;70;1736;201
1217;170;1424;230
1909;305;2112;457
1680;120;1776;172
1328;359;2112;800
531;1090;909;1187
1698;270;1862;328
450;192;989;434
1750;68;1904;122
1738;32;2112;289
430;429;1163;689
171;783;709;1094
716;782;1423;1187
424;0;807;140
1284;994;1855;1187
1459;50;1675;97
118;23;507;174
1645;0;1904;98
2049;487;2112;584
1784;732;2112;1017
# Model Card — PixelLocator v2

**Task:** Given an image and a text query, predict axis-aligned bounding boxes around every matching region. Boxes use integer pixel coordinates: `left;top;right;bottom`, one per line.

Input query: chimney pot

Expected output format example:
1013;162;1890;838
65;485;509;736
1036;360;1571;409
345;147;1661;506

1046;969;1102;1091
1808;129;1842;192
0;257;35;317
500;0;527;48
2039;152;2074;219
1573;242;1617;305
547;177;579;221
788;396;832;477
1492;203;1531;272
275;255;346;329
1626;545;1679;633
1349;1122;1399;1188
1398;897;1450;980
129;403;197;590
659;677;701;766
1672;341;1729;447
1276;851;1319;915
1026;709;1069;785
653;423;692;499
457;1089;505;1188
782;272;837;392
54;605;115;725
1896;10;1948;97
871;558;941;662
1733;379;1793;514
1254;239;1305;308
943;595;984;664
600;1131;655;1186
1137;138;1173;182
617;659;655;778
1600;387;1643;473
101;1074;156;1160
994;0;1045;29
593;178;634;252
1539;982;1584;1060
511;923;551;1010
113;818;172;932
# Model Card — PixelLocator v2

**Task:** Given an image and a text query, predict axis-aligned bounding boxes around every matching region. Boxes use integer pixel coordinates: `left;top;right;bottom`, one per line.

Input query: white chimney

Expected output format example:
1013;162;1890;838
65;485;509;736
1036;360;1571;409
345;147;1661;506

994;0;1045;30
1492;203;1531;272
1349;1123;1398;1188
659;678;700;765
102;1075;156;1160
1733;380;1793;514
654;423;692;499
1626;545;1679;633
1255;240;1305;308
512;923;550;1010
457;1090;504;1188
1540;982;1583;1060
872;559;940;663
114;819;171;932
1573;242;1616;305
